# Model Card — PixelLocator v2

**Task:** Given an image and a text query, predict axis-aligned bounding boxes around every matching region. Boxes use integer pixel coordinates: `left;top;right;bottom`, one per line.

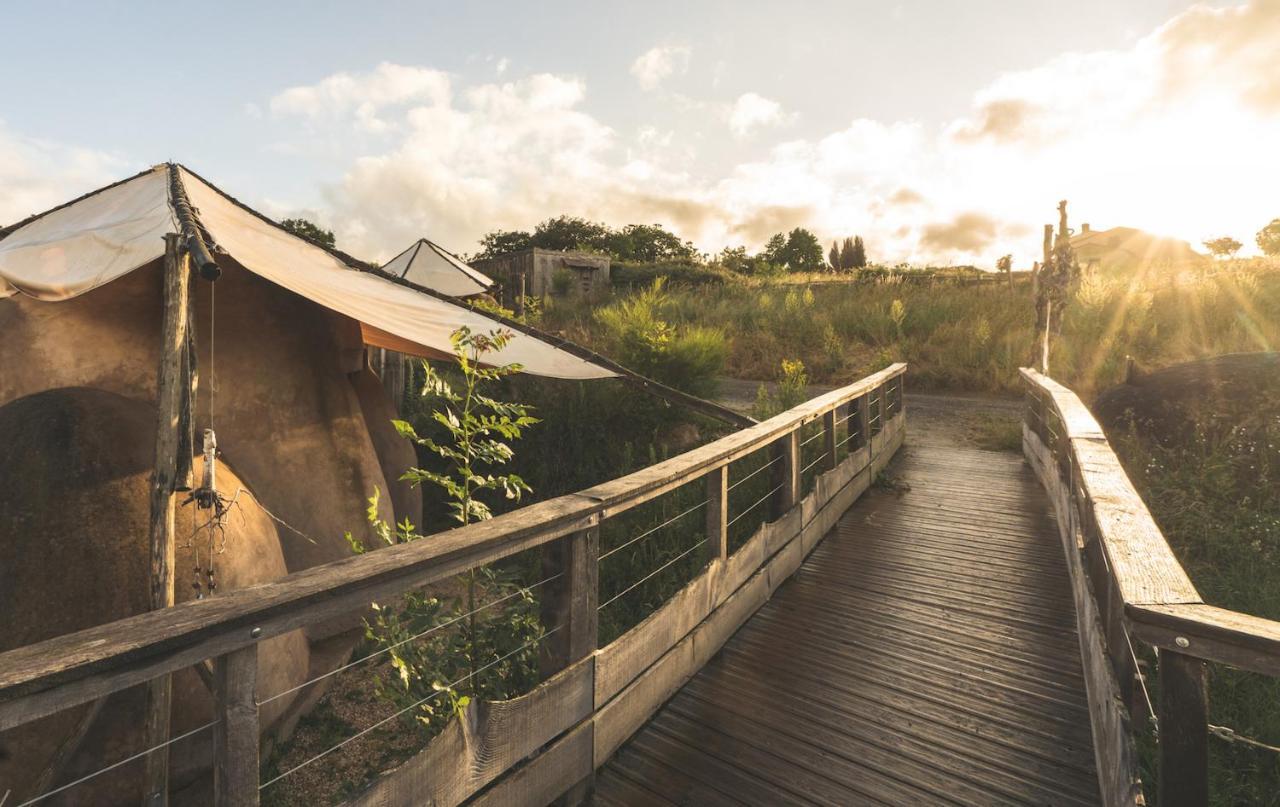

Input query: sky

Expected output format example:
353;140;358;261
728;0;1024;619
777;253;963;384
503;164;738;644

2;0;1278;267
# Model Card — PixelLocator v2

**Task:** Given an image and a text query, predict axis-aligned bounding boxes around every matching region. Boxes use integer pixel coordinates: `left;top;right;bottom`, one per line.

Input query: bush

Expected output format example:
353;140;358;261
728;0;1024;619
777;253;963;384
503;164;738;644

611;260;730;289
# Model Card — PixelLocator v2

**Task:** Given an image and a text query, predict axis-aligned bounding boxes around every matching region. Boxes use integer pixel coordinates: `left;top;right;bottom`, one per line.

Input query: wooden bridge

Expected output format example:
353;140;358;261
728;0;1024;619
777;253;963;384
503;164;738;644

3;364;1280;806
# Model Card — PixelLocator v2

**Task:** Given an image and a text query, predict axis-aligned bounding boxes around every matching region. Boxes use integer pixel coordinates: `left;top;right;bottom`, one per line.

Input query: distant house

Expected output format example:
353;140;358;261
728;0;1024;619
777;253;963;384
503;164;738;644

1069;224;1206;271
471;248;610;312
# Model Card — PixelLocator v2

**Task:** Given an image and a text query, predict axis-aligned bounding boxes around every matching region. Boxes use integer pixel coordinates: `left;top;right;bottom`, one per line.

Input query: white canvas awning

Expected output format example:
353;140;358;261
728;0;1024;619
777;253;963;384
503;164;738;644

0;165;615;380
382;238;492;298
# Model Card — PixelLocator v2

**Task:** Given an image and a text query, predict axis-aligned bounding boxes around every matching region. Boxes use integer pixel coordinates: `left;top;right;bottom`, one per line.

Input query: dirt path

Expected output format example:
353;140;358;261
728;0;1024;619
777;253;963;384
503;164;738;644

714;377;1023;453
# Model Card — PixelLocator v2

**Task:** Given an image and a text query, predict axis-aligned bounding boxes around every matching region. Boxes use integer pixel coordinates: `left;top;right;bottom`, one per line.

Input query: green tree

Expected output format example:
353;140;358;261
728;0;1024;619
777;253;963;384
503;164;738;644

1203;237;1243;260
716;245;750;273
476;229;533;259
532;216;612;252
851;236;868;268
761;233;788;265
782;228;825;272
1255;220;1280;257
828;241;840;271
839;237;856;270
996;254;1013;290
280;218;336;248
607;223;699;262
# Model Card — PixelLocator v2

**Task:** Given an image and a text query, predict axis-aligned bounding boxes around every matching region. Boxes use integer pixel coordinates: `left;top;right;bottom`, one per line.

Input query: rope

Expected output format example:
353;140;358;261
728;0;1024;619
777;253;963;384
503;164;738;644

599;539;708;611
598;500;707;563
260;626;560;791
18;721;217;806
256;570;564;707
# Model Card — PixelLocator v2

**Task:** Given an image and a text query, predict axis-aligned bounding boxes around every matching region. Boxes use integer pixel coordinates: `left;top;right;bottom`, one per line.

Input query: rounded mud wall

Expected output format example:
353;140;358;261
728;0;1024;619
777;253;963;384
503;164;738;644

0;388;308;805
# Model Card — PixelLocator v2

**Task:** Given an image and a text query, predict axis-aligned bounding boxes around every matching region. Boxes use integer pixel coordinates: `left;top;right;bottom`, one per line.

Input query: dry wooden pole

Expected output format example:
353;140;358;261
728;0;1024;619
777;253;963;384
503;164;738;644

771;430;801;519
1159;651;1209;807
212;645;259;806
705;465;729;565
141;233;193;805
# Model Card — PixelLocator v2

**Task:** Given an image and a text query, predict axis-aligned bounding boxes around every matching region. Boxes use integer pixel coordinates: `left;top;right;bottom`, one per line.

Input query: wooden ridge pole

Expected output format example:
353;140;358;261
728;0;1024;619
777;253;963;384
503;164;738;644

141;233;193;805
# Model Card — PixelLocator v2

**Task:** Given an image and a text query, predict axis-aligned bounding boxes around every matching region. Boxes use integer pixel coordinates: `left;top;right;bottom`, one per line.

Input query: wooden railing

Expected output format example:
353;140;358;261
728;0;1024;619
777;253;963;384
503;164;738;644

0;364;906;806
1020;368;1280;807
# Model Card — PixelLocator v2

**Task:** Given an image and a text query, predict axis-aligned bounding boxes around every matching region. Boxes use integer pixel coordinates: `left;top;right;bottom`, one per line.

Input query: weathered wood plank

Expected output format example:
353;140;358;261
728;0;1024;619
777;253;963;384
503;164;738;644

705;465;728;566
1128;603;1280;677
594;636;696;765
540;527;599;678
467;721;594;807
1024;425;1143;807
351;657;594;807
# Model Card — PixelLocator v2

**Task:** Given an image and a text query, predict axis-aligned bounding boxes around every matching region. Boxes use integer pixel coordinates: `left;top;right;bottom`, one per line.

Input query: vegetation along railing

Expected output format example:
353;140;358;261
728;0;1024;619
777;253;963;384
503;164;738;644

1021;368;1280;807
0;364;906;806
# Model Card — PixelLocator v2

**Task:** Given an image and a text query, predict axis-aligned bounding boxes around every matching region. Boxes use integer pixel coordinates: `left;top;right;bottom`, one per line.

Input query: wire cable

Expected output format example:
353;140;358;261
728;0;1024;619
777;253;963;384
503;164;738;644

727;455;782;492
18;721;217;806
260;626;560;791
598;539;708;611
727;483;784;528
257;571;564;707
598;500;707;563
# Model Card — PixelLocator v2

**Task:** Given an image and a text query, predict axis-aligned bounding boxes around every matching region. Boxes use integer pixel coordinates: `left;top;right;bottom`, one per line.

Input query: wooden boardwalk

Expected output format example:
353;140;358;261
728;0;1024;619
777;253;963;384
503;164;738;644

594;430;1101;806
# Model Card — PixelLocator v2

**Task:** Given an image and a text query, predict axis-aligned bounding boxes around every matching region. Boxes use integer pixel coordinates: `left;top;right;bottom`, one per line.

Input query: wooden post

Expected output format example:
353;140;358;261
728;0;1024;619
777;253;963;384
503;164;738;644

538;526;599;804
213;644;259;806
823;409;838;471
705;465;728;564
853;394;869;451
1159;651;1209;807
771;430;801;518
539;527;600;679
142;233;192;805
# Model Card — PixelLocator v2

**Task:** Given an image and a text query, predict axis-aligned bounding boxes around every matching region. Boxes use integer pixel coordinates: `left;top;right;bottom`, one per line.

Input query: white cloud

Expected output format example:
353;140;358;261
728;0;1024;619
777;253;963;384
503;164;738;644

726;92;795;139
264;1;1280;267
270;62;451;134
630;45;691;91
0;122;124;227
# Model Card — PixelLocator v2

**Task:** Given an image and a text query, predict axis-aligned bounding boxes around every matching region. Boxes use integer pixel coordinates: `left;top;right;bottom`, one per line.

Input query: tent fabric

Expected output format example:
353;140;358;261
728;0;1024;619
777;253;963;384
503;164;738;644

0;165;616;380
382;238;492;297
0;167;172;300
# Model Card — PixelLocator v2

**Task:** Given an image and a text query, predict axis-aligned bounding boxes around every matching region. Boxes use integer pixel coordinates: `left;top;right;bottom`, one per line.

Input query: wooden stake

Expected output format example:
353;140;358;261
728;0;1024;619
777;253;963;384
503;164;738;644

141;233;192;805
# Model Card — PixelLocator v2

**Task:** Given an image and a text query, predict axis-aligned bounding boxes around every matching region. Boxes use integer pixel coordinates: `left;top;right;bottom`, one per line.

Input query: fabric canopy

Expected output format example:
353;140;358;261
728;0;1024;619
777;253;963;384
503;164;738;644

0;165;615;380
382;238;492;297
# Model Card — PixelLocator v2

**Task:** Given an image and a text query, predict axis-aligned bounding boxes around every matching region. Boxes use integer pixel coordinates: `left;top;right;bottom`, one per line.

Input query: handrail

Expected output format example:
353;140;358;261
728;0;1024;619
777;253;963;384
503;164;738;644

1020;366;1280;806
0;363;906;805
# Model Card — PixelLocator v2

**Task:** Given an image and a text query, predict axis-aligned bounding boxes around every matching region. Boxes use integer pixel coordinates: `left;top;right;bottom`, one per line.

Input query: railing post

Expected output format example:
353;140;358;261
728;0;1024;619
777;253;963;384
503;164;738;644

213;643;259;807
770;429;801;518
1159;650;1209;807
823;408;838;471
539;525;599;805
539;526;600;679
706;465;728;564
856;394;871;451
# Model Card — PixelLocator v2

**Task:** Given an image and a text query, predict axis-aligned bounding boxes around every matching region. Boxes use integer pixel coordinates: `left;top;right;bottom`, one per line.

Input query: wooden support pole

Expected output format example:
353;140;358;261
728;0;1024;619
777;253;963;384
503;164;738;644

705;465;729;565
771;430;801;519
853;394;869;451
539;527;600;680
823;409;839;471
141;233;192;806
213;644;259;807
1159;650;1209;807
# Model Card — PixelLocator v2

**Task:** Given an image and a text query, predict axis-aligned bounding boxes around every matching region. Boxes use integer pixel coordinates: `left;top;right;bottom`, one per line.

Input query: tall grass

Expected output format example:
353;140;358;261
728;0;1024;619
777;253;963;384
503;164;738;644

541;262;1280;397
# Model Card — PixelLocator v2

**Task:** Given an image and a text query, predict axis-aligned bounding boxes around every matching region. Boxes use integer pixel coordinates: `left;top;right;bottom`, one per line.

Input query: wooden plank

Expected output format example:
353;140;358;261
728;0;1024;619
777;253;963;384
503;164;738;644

467;721;594;807
1128;602;1280;677
1024;426;1143;807
352;657;593;807
595;570;715;707
594;636;696;764
822;408;838;472
1158;651;1208;807
213;644;259;807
